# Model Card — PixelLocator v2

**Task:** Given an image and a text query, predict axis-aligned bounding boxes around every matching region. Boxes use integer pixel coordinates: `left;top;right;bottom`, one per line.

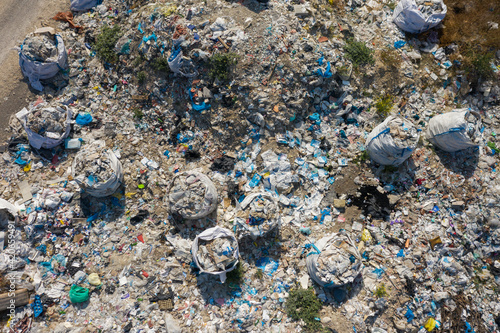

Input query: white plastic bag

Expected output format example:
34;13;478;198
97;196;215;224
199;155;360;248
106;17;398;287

72;140;123;197
426;109;482;152
19;34;68;92
234;192;280;239
167;171;218;219
393;0;447;34
365;116;420;166
70;0;99;11
192;226;239;283
306;231;363;288
17;105;72;150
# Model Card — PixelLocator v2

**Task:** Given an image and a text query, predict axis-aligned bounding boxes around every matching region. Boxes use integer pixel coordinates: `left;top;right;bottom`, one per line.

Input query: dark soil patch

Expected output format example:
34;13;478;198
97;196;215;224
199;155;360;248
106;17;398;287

348;185;392;219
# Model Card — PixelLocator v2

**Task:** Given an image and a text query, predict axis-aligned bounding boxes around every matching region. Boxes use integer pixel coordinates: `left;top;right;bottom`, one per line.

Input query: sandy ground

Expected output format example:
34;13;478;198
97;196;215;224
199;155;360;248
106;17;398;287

0;0;69;143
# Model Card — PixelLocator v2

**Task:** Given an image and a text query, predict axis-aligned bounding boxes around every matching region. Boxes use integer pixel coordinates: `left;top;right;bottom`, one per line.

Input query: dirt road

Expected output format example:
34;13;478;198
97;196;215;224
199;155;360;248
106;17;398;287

0;0;68;142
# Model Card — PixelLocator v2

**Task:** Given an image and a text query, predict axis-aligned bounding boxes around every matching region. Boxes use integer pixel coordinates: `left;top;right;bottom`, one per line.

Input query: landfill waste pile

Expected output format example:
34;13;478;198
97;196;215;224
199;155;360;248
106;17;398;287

167;172;218;219
366;116;420;165
18;31;68;92
71;140;123;197
0;0;499;332
17;104;72;150
307;231;363;288
234;192;280;239
192;226;239;282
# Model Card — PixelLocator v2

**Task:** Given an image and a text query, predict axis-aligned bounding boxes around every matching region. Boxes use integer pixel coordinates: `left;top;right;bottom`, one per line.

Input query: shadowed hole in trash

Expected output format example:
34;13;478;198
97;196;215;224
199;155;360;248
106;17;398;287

79;184;126;221
434;146;479;179
238;228;283;269
348;185;392;219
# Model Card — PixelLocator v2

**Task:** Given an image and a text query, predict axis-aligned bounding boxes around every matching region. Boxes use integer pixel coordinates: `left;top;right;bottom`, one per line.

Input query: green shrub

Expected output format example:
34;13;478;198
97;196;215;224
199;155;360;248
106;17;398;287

375;284;388;298
151;57;171;73
353;150;369;165
254;268;264;280
344;39;375;68
208;52;239;82
226;261;244;285
132;107;144;120
94;25;121;64
374;94;393;118
137;71;146;84
285;288;324;332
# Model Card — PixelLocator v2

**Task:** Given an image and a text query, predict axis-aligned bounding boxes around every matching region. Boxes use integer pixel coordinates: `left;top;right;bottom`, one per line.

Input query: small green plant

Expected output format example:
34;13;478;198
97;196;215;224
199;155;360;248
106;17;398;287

285;288;324;332
374;94;394;118
344;39;375;68
470;51;495;80
353;150;369;165
133;54;145;67
226;261;244;285
375;284;388;298
380;49;400;69
208;52;239;82
94;25;121;64
487;141;497;151
151;56;171;73
132;107;144;120
137;71;146;84
387;0;396;10
254;268;264;280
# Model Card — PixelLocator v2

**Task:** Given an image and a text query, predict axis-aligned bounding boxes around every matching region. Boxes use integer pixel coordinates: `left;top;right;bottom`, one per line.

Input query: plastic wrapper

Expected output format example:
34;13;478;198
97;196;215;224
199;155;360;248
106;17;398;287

306;231;363;288
234;192;280;239
393;0;447;34
71;140;123;197
426;109;482;152
70;0;99;11
167;171;218;219
366;116;420;166
19;34;68;91
192;226;239;283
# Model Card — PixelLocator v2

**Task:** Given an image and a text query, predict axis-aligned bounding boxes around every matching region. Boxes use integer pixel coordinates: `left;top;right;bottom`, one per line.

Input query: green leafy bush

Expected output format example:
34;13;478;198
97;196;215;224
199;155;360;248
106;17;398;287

94;25;121;64
374;94;393;118
208;52;239;82
137;71;146;84
151;56;171;73
285;288;324;332
344;39;375;68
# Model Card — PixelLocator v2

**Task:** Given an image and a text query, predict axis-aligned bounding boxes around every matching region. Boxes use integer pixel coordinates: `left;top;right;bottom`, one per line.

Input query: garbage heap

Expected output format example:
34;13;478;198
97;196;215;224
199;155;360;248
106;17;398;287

192;227;239;283
366;116;420;165
167;172;218;219
234;193;280;239
19;32;67;91
307;232;363;288
18;104;71;150
71;141;123;197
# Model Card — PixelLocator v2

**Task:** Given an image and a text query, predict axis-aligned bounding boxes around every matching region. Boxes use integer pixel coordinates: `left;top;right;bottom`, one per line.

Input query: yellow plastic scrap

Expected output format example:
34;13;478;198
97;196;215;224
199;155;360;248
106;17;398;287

162;5;177;16
125;192;136;198
361;229;372;242
23;161;32;172
424;318;437;331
